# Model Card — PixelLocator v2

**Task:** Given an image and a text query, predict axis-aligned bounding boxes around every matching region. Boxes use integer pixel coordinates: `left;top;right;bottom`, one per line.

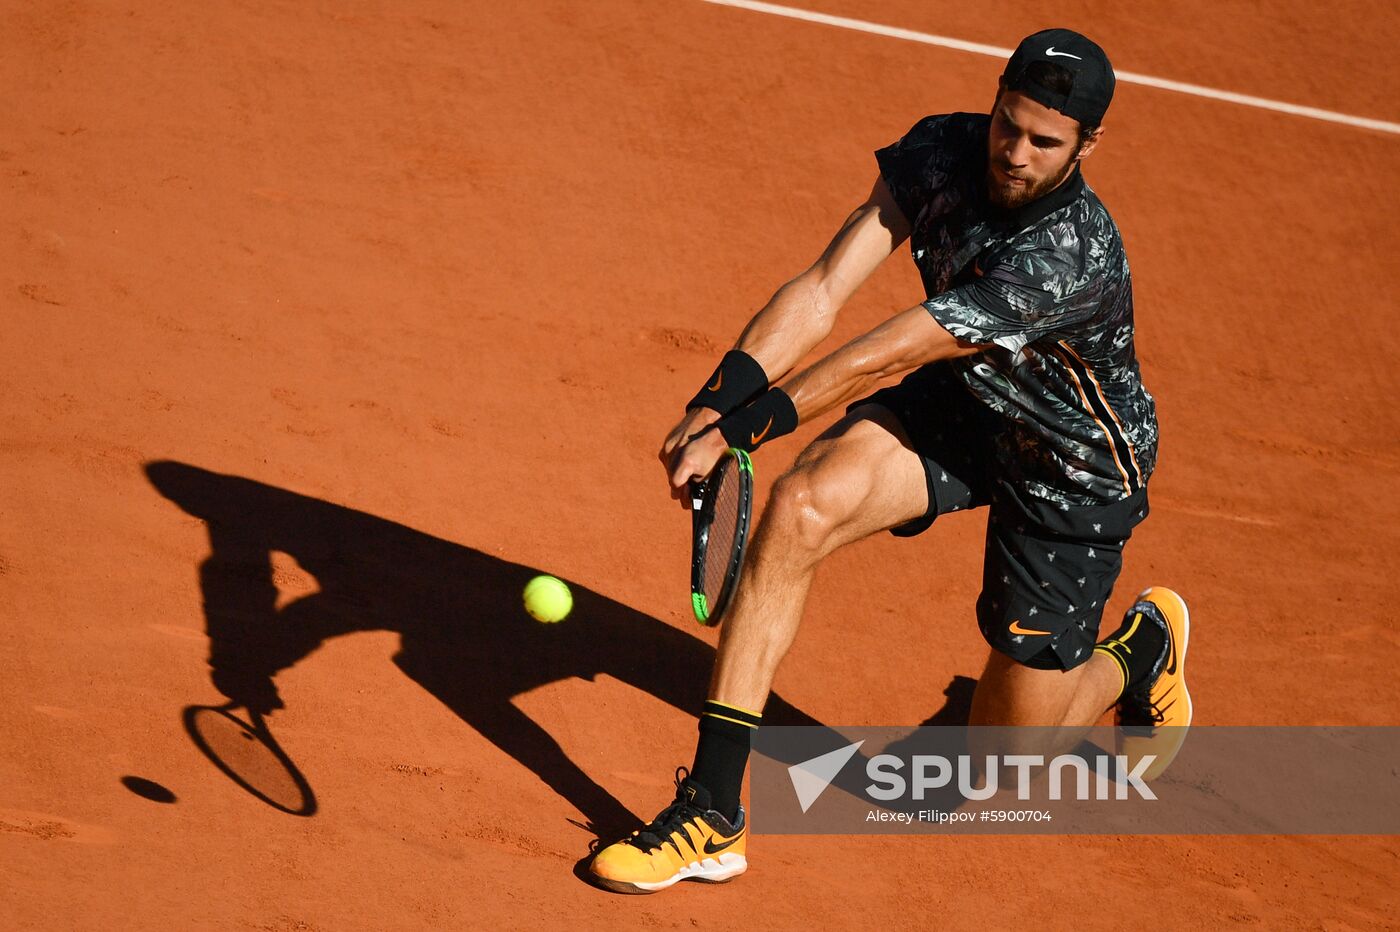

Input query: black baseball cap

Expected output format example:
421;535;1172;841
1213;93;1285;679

1001;28;1115;126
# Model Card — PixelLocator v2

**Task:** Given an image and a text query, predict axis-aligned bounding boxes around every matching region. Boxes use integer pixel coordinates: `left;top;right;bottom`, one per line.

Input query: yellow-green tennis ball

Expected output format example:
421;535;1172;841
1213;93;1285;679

523;575;572;623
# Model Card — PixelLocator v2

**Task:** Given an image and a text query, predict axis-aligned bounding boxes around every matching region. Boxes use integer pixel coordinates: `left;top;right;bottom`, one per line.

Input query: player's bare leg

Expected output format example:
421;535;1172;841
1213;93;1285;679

589;405;928;894
708;404;930;712
962;647;1121;764
970;648;1122;727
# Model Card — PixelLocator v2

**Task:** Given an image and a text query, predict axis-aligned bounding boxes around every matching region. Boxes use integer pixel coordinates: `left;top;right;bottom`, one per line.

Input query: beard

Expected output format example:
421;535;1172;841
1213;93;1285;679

985;154;1078;209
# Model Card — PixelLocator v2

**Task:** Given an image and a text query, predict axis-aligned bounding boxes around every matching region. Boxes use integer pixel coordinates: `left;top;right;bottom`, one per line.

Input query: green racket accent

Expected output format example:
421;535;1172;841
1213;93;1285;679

734;448;754;475
692;592;710;623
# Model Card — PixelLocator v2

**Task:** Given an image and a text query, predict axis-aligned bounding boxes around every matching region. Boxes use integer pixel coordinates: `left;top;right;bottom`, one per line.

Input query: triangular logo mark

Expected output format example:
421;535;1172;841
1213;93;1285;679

787;740;864;813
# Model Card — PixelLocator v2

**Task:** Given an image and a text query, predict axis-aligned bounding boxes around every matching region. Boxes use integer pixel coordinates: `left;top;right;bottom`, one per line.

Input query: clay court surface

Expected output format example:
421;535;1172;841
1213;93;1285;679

4;0;1399;928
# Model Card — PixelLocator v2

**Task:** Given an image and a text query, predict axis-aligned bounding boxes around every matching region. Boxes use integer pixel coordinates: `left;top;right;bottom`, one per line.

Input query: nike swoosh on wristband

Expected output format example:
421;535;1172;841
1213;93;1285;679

703;833;742;855
1045;47;1082;60
707;372;723;391
750;415;774;446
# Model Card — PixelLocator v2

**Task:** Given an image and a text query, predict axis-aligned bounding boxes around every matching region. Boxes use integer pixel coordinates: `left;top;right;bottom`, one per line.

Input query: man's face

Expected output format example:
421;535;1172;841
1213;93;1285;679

986;88;1099;209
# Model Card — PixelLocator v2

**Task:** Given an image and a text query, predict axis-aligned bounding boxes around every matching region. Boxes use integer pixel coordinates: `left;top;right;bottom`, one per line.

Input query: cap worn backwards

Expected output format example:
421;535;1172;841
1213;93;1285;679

1002;28;1116;126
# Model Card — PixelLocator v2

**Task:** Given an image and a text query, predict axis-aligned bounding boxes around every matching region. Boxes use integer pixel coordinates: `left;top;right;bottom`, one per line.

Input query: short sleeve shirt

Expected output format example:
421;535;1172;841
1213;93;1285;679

876;112;1158;506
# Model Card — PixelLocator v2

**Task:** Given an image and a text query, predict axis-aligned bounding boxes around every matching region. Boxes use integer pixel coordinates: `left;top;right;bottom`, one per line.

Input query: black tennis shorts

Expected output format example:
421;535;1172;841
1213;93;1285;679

850;363;1149;671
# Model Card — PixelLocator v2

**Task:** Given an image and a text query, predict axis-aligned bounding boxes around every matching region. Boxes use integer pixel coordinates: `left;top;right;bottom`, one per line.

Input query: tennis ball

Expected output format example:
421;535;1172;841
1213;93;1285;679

523;575;572;623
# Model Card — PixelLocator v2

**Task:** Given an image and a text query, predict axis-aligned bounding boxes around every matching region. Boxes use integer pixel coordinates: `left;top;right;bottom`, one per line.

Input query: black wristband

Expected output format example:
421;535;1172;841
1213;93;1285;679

686;350;769;416
717;388;799;452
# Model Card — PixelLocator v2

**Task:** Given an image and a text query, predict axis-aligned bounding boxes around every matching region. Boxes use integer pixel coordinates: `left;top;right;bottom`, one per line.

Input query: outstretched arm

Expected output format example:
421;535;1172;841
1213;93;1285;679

734;175;911;382
661;176;911;478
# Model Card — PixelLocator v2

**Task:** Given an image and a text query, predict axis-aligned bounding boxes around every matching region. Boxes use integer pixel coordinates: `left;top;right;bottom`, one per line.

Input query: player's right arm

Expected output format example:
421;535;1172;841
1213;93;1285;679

735;174;911;380
660;176;910;468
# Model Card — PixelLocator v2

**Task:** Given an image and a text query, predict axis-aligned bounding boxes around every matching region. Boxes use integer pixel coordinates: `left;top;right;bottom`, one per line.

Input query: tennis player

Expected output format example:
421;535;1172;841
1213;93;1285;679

590;28;1190;894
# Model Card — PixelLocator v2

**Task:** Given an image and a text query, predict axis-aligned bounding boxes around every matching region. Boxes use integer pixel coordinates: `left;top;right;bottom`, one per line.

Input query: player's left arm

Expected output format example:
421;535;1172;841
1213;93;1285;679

777;305;981;423
666;307;980;489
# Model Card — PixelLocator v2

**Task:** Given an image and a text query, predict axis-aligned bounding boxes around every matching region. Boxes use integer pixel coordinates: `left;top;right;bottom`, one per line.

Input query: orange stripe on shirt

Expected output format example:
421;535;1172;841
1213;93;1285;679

1054;345;1133;495
1057;341;1143;486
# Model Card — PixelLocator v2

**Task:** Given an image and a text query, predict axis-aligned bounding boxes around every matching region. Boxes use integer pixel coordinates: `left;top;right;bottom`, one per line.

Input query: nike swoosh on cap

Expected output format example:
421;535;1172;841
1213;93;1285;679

1045;46;1083;59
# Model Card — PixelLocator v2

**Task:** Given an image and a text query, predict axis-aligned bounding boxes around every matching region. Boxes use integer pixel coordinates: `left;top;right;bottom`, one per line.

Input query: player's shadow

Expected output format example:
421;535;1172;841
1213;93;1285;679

818;676;979;812
149;462;960;837
147;461;981;837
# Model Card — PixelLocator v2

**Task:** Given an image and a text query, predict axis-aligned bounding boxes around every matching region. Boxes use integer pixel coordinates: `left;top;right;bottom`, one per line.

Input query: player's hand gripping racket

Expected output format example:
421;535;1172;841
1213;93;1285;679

689;448;754;626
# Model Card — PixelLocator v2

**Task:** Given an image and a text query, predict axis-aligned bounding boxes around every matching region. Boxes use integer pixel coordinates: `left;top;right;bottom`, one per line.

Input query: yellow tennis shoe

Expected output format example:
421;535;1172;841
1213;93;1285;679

1116;586;1192;781
590;768;747;895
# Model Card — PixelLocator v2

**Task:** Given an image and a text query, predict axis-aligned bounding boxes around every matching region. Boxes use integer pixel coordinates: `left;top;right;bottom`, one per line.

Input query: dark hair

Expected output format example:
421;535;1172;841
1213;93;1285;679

1021;60;1099;147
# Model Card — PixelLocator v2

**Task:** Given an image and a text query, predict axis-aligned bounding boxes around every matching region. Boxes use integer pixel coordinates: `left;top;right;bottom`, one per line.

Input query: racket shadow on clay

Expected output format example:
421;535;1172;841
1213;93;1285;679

182;702;316;816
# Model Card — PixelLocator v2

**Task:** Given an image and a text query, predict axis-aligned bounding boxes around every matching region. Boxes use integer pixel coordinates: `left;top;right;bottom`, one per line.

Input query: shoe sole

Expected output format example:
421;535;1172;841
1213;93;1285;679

592;853;748;895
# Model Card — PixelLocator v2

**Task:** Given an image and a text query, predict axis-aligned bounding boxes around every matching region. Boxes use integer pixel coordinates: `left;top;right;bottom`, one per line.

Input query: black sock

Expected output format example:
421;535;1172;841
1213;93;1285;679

689;700;761;822
1095;602;1167;696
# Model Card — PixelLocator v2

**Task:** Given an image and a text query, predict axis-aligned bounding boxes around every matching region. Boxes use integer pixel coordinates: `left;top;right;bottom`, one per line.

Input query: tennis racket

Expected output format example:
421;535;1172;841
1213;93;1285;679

689;447;754;626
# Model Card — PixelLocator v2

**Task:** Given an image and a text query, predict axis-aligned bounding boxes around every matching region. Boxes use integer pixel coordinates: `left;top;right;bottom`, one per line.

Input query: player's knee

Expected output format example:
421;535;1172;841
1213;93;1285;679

765;469;853;556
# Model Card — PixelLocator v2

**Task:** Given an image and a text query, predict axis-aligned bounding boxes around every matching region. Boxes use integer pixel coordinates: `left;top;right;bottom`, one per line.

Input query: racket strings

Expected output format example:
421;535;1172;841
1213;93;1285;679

702;462;742;604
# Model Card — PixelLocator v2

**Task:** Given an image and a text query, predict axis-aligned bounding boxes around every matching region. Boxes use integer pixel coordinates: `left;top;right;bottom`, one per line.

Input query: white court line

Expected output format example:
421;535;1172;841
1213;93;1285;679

700;0;1400;136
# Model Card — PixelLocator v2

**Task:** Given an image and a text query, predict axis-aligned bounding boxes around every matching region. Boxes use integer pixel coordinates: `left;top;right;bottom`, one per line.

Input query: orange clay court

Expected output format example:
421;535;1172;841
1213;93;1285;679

4;1;1399;928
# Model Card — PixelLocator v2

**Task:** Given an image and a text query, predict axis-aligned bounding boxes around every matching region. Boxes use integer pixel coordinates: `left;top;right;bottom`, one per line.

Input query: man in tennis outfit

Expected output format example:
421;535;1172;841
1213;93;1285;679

590;29;1191;894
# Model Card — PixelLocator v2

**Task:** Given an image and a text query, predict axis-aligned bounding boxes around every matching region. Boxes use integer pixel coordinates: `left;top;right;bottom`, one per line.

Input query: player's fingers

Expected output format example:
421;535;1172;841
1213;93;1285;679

660;423;689;462
660;420;692;462
670;454;698;490
668;455;688;488
664;442;682;476
663;445;691;505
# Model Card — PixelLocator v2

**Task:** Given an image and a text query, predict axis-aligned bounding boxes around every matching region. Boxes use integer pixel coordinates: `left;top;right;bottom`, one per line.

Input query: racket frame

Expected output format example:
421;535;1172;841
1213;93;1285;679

689;448;754;626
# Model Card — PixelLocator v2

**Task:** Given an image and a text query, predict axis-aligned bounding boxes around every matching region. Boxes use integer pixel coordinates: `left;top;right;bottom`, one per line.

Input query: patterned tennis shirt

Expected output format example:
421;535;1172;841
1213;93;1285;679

876;112;1158;506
